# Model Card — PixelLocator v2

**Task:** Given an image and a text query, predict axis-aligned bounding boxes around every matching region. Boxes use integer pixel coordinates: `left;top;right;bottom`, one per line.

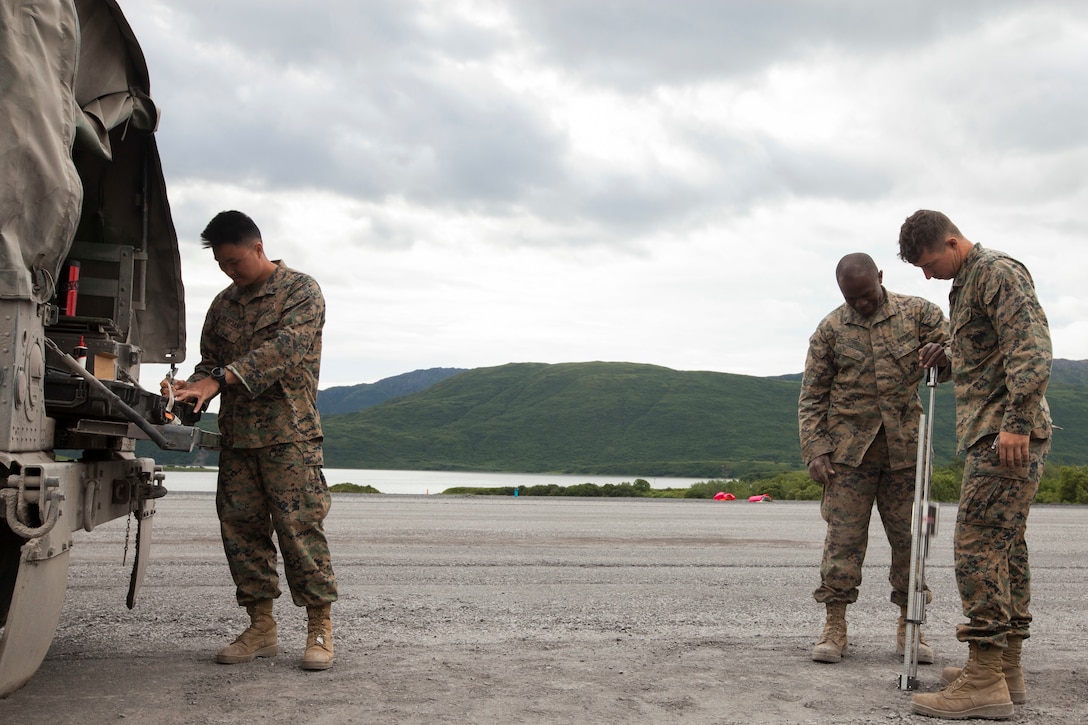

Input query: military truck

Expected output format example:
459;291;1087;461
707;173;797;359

1;0;215;695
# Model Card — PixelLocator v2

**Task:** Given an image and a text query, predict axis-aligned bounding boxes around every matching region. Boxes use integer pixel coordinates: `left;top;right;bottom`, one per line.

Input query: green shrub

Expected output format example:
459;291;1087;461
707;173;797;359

1057;465;1088;503
929;467;962;503
329;482;382;494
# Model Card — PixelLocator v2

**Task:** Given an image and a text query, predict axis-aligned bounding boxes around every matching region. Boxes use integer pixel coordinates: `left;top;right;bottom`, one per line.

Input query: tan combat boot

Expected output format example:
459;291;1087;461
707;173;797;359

811;602;848;663
301;603;334;670
941;635;1025;704
912;642;1014;719
216;600;278;664
896;605;935;664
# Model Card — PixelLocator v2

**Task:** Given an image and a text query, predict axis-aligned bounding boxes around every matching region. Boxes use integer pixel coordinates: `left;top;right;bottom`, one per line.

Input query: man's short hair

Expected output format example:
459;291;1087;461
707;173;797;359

200;210;262;249
898;210;961;264
835;252;878;281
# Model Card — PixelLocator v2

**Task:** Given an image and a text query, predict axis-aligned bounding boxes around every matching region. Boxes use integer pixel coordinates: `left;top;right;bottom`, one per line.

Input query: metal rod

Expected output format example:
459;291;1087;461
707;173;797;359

899;365;940;691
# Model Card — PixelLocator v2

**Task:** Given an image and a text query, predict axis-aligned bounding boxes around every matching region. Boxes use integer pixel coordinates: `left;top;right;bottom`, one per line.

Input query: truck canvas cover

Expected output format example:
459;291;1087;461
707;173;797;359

1;0;185;361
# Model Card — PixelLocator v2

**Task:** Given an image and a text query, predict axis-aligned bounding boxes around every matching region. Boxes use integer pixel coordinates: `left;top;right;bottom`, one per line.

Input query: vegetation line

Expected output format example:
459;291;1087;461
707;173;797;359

332;463;1088;504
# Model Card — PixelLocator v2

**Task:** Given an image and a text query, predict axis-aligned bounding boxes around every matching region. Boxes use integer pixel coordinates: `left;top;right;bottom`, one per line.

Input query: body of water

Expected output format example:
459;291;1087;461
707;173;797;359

163;468;713;496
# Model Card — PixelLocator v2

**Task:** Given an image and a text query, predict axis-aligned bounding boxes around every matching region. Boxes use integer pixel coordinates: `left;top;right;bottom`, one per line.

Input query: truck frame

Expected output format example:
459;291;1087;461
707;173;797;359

1;0;214;696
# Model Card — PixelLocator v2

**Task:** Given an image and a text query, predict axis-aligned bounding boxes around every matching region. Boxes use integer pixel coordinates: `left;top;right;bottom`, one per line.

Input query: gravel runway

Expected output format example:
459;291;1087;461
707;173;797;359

2;493;1087;723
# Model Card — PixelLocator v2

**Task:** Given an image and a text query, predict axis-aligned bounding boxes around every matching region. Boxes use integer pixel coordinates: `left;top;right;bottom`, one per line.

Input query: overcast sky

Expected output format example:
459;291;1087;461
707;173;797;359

122;1;1088;388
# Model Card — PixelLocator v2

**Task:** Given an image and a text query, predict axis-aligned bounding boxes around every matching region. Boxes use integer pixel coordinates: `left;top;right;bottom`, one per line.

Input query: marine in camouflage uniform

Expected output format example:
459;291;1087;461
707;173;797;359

946;244;1051;649
799;253;948;663
169;211;337;671
199;259;336;610
899;209;1051;719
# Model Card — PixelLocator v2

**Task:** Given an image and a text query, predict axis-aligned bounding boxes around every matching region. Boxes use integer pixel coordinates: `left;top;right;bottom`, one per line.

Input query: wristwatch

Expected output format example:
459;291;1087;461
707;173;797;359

210;366;227;385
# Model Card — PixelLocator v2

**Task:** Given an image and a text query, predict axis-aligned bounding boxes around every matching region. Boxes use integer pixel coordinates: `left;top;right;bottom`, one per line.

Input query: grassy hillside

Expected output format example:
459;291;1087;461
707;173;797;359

1048;382;1088;465
1053;359;1088;386
323;361;963;477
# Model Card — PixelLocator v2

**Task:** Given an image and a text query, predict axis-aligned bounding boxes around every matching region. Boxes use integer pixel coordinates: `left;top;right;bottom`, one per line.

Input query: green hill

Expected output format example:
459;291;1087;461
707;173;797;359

322;361;957;477
1048;381;1088;465
1053;359;1088;386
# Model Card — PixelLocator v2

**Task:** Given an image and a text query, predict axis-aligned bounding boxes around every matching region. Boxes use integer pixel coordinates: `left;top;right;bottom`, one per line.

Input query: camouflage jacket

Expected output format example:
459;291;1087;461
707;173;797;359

193;261;324;455
799;289;949;470
948;244;1051;453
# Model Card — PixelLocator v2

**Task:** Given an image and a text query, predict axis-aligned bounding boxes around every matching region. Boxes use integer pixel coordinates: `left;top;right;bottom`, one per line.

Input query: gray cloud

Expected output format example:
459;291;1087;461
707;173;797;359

149;3;568;214
142;0;1086;248
507;0;1031;88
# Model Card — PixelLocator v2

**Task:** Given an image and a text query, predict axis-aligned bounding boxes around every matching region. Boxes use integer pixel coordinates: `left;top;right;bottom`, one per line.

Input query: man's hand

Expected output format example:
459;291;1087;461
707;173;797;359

917;342;948;370
807;454;836;486
162;376;220;413
993;431;1030;470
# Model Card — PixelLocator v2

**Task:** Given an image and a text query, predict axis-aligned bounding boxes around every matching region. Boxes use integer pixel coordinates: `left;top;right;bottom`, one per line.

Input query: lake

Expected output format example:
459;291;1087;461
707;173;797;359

162;468;713;496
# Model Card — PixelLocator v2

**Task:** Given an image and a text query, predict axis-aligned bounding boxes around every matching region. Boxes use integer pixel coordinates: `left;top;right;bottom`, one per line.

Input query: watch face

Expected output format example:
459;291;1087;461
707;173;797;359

212;367;226;380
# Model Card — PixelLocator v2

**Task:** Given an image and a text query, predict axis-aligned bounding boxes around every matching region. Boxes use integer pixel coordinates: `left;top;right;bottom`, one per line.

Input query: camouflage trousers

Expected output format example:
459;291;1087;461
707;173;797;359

217;443;338;608
954;435;1049;647
814;430;924;607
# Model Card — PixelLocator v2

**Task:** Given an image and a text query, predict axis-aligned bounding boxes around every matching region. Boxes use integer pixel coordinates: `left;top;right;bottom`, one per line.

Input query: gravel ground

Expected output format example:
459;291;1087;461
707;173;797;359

2;493;1087;724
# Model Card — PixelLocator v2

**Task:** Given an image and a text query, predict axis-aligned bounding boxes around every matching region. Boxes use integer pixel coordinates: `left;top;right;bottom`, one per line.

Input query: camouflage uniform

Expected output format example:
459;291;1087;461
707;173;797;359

799;289;948;605
947;245;1051;647
193;261;337;608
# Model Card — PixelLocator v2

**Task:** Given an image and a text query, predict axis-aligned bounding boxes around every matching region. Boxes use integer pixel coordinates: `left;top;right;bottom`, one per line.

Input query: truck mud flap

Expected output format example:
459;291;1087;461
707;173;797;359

126;505;155;609
0;544;70;697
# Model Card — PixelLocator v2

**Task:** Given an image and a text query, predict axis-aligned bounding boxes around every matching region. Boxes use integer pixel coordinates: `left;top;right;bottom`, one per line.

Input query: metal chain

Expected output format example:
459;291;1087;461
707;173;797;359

122;508;132;565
